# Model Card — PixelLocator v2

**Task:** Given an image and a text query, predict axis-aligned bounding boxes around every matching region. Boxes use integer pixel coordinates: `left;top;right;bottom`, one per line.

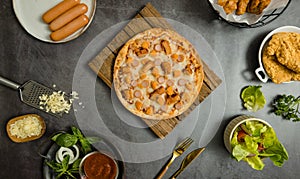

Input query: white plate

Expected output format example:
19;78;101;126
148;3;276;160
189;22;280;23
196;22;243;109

255;25;300;83
12;0;96;43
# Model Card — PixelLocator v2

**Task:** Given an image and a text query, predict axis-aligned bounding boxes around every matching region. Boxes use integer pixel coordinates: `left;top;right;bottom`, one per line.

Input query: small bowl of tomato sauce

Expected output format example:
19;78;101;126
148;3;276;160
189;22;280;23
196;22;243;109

79;151;119;179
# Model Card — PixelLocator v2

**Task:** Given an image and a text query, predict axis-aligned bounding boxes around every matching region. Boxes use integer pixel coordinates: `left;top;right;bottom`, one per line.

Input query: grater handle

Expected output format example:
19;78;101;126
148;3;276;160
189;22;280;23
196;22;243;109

0;76;20;90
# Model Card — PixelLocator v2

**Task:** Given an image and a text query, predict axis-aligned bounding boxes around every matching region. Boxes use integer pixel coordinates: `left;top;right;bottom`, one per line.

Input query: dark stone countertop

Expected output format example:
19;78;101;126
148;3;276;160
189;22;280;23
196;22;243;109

0;0;299;178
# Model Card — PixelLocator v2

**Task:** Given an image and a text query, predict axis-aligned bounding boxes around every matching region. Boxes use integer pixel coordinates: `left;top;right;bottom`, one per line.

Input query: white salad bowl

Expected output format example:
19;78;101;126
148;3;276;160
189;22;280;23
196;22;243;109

223;115;272;153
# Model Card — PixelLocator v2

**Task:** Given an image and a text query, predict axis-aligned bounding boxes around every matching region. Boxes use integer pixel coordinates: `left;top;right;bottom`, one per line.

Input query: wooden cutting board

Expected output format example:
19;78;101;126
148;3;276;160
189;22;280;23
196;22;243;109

88;3;222;139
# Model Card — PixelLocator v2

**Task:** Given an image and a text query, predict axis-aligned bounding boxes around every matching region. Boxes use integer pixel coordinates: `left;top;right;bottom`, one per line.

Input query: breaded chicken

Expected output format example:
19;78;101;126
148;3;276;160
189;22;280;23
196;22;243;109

218;0;228;6
218;0;239;14
236;0;250;15
293;73;300;81
267;32;300;73
247;0;271;15
262;50;294;84
223;0;239;14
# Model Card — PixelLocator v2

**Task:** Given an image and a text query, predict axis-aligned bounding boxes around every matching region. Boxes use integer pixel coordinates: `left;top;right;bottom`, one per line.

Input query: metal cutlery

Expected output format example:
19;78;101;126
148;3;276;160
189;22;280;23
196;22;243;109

155;137;194;179
170;147;205;179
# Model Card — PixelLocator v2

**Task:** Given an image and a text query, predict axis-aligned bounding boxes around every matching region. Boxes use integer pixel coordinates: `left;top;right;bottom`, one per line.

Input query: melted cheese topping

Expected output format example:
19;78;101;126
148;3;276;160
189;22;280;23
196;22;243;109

115;29;203;119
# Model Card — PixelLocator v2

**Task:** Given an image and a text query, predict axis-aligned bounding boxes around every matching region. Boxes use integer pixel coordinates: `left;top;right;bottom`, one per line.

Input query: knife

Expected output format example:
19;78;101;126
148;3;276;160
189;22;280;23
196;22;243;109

170;147;205;179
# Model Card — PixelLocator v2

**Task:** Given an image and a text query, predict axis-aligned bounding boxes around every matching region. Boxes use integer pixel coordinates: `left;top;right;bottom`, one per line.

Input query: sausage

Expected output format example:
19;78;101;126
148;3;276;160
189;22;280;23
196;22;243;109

50;15;89;41
49;3;88;31
42;0;81;24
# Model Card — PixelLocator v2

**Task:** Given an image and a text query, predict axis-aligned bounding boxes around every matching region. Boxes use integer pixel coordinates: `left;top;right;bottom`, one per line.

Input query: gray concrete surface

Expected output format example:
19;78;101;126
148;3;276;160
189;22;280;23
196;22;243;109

0;0;299;178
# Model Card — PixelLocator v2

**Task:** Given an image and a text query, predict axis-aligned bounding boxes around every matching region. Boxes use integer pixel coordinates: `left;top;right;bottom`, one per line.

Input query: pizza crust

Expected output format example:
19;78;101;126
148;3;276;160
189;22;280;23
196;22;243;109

113;28;204;120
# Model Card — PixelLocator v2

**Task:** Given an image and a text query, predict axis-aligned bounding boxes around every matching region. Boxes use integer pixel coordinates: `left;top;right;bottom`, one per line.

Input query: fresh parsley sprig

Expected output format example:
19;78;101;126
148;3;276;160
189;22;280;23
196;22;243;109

273;94;300;122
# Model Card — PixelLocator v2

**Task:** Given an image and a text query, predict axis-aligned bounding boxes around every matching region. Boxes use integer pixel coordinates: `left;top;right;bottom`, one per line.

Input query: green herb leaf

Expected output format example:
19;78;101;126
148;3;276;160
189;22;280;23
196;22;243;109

71;158;81;171
79;138;92;154
71;126;94;154
53;133;78;147
46;155;70;179
45;160;62;171
273;94;300;122
51;133;63;141
241;86;266;112
71;126;84;138
61;155;70;170
65;171;77;179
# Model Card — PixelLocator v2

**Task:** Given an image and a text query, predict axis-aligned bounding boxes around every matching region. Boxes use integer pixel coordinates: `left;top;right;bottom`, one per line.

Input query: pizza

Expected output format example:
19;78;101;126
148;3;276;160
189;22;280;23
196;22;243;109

113;28;204;120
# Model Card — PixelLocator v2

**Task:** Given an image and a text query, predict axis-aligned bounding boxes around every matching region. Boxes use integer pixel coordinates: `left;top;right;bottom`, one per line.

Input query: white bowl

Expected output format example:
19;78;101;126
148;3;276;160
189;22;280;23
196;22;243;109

255;26;300;83
79;151;119;179
223;115;272;153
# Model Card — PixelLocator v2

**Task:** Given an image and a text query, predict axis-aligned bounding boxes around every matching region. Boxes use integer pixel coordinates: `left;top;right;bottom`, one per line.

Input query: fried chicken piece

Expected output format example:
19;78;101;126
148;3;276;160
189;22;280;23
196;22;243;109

267;32;300;73
223;0;239;14
293;73;300;81
262;46;300;84
218;0;228;6
247;0;260;12
262;51;294;84
236;0;250;15
258;0;271;13
218;0;239;14
247;0;271;15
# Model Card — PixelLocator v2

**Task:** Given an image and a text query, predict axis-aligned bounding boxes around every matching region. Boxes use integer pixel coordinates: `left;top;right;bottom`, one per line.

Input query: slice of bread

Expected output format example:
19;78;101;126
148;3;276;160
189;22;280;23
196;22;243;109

6;114;46;143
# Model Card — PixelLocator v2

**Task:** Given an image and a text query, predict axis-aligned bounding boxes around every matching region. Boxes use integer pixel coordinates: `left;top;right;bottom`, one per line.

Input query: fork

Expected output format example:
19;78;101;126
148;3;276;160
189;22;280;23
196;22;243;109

155;137;194;179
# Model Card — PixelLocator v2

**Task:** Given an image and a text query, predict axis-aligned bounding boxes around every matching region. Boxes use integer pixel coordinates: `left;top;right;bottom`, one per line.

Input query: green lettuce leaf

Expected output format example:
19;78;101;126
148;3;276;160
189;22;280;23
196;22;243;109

261;127;276;148
244;135;259;154
241;86;266;112
262;142;289;167
230;120;288;170
243;156;265;170
232;144;251;161
245;120;267;137
231;130;239;147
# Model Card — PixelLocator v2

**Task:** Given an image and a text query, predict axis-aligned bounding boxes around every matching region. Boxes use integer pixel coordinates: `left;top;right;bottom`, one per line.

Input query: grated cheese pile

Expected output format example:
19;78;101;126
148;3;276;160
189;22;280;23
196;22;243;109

39;91;72;114
10;116;42;139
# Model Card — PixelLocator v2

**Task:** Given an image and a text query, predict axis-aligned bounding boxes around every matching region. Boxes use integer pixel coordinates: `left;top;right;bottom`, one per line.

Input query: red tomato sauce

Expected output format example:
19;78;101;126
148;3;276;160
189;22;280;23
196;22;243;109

83;152;118;179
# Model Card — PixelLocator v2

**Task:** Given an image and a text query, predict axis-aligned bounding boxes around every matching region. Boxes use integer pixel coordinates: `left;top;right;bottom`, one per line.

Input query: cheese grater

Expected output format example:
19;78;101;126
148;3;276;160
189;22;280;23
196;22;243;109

0;75;63;117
